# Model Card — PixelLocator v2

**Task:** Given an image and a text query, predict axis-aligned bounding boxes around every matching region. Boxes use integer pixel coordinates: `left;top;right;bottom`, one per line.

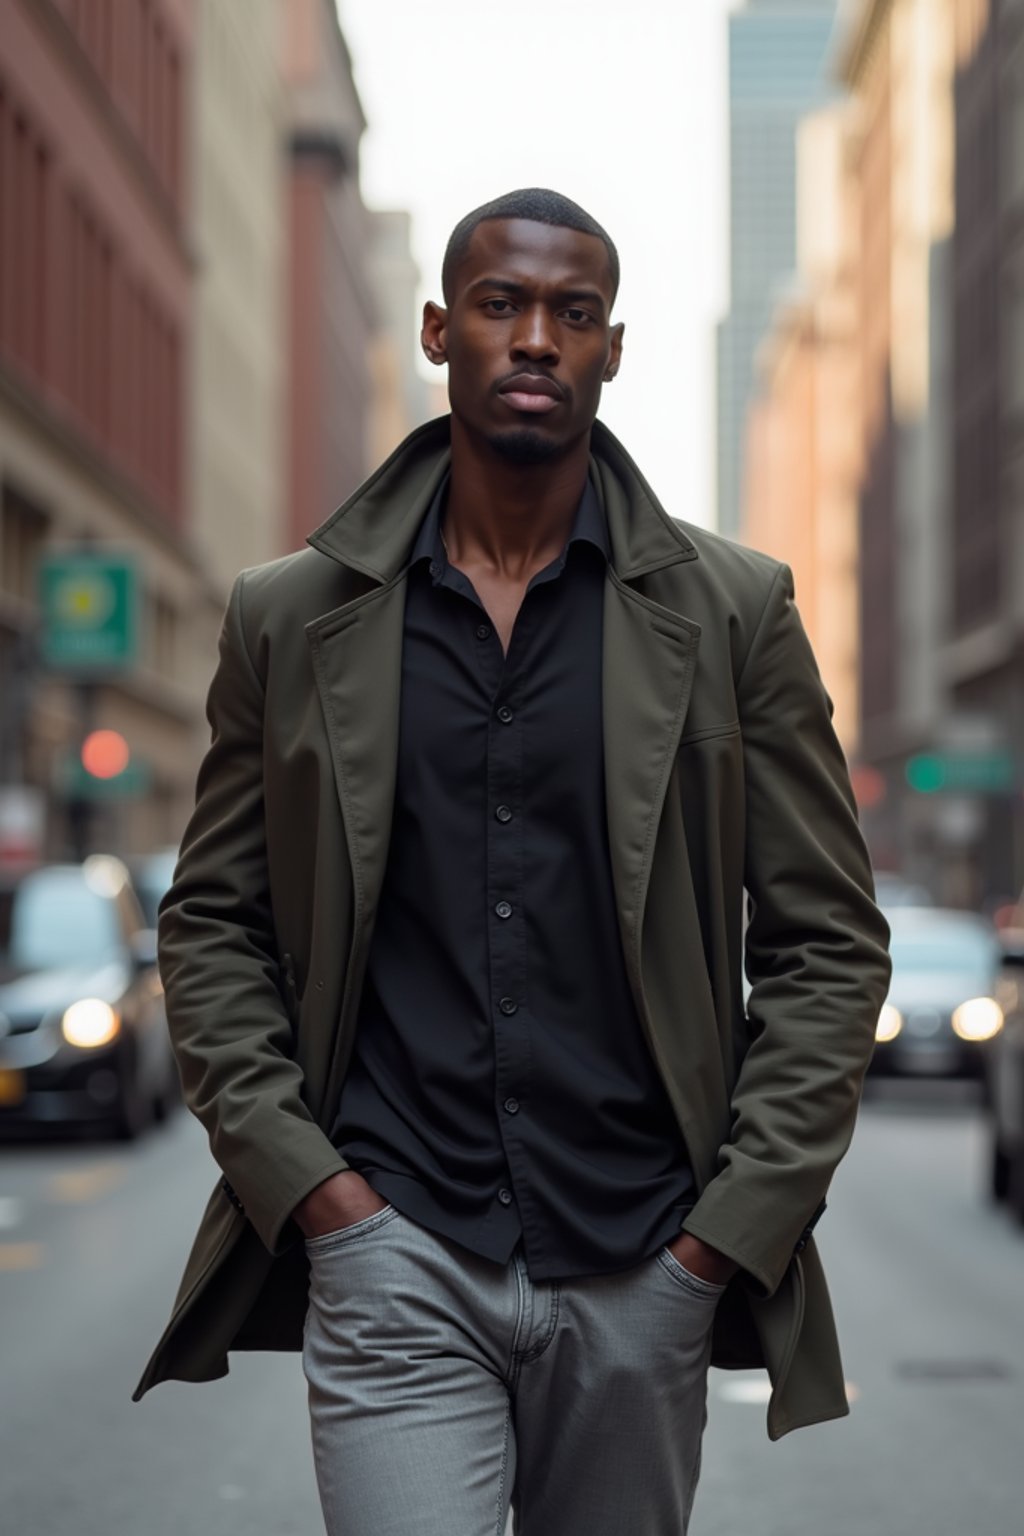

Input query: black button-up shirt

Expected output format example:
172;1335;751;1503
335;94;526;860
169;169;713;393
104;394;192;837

332;473;694;1279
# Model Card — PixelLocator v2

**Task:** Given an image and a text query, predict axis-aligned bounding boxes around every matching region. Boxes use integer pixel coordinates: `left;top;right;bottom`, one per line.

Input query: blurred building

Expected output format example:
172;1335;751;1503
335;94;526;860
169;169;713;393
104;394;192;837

191;0;287;593
835;0;1019;903
281;0;376;548
366;208;432;464
944;0;1024;903
716;0;841;539
741;102;863;751
0;0;213;861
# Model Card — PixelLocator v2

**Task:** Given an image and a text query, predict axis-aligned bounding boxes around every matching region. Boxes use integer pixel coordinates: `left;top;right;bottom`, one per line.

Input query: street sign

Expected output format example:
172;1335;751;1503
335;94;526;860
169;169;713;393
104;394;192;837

39;554;138;669
905;752;1015;794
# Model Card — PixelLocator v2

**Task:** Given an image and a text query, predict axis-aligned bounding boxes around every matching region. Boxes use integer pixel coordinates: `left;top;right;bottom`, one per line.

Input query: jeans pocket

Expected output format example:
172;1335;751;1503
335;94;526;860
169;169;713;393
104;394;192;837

657;1247;728;1299
304;1204;398;1255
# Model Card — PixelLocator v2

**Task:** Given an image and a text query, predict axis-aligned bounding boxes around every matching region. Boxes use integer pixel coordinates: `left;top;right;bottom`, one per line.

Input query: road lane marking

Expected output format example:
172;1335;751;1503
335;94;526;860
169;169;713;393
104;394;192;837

895;1359;1011;1382
716;1375;860;1405
0;1242;43;1270
47;1164;127;1204
0;1197;23;1229
716;1376;772;1405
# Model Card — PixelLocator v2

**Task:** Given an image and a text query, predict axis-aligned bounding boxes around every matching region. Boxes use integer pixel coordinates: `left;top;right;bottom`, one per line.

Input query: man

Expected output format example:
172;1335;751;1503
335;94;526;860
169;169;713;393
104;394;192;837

136;189;892;1535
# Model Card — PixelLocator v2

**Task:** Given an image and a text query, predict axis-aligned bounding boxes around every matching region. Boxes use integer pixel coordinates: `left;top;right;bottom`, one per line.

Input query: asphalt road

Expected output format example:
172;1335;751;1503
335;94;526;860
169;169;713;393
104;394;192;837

1;1084;1022;1536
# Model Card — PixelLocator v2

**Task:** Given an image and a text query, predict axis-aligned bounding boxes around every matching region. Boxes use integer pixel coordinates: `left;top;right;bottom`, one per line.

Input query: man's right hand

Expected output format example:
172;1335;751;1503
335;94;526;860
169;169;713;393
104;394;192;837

292;1170;389;1239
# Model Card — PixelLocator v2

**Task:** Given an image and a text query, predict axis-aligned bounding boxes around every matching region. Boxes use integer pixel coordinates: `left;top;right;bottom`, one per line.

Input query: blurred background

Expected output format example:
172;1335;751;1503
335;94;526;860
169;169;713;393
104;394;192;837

1;1;1023;1533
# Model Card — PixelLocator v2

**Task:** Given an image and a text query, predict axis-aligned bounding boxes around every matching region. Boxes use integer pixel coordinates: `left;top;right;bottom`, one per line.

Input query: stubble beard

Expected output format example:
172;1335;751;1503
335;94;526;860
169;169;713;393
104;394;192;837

485;426;566;466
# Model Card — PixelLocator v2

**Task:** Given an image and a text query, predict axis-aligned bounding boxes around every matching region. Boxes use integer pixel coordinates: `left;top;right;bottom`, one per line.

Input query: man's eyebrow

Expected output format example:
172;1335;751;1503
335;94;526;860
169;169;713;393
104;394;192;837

466;276;609;309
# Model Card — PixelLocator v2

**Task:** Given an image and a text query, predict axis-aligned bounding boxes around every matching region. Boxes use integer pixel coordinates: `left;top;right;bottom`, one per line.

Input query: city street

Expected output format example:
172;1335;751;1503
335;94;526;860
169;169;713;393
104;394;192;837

1;1088;1022;1536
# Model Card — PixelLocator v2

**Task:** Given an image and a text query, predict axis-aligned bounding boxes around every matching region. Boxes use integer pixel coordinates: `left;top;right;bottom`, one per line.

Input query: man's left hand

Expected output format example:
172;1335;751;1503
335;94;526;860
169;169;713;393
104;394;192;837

667;1231;740;1287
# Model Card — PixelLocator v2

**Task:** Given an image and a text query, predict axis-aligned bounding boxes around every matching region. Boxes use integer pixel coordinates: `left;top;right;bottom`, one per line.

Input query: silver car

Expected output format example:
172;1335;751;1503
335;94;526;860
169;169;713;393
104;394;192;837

872;908;1004;1080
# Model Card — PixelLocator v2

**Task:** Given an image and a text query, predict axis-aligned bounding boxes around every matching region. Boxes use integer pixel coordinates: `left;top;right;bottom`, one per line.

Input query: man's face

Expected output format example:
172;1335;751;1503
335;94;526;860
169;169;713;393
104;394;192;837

422;219;624;464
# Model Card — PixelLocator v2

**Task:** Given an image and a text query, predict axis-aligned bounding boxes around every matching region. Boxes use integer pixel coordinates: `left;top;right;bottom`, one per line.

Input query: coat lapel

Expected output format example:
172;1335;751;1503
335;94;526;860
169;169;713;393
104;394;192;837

306;576;408;945
602;571;701;992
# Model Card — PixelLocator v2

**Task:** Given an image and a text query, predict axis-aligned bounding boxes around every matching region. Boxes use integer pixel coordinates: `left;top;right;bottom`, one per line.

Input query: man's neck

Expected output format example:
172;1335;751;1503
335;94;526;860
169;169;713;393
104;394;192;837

442;418;592;578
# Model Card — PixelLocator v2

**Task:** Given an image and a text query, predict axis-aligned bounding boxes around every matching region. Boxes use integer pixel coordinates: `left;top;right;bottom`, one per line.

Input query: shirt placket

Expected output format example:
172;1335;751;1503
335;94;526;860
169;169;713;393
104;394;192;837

483;604;539;1235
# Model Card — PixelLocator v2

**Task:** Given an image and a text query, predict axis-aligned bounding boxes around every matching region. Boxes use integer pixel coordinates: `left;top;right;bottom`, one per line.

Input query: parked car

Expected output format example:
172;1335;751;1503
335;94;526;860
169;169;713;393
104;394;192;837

871;907;1004;1081
989;928;1024;1221
0;857;177;1138
129;845;178;929
873;872;934;909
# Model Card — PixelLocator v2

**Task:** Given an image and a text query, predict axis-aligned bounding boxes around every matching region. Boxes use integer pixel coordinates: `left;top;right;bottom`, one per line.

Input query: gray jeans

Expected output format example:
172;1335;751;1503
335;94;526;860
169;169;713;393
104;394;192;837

302;1204;722;1536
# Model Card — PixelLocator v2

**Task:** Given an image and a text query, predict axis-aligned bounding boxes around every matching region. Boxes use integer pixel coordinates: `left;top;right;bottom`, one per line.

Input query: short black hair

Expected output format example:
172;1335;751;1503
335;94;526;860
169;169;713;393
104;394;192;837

441;188;620;306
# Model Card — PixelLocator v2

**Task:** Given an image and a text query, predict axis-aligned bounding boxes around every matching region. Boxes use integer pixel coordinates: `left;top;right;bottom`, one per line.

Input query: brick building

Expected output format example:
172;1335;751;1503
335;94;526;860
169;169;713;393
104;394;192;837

0;0;216;858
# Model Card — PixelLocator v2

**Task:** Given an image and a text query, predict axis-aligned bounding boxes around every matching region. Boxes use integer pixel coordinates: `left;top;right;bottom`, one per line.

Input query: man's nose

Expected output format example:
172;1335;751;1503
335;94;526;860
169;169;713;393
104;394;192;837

510;306;559;363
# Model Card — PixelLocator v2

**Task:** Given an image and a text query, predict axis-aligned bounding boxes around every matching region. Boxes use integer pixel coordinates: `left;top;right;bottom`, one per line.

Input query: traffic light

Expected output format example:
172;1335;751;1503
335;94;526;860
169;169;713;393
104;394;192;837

81;729;131;781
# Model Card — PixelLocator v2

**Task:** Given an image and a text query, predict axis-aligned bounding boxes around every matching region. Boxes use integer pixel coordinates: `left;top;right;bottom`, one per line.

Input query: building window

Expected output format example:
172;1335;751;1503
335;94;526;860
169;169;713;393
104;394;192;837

145;588;177;678
0;483;49;607
61;185;182;521
57;0;185;210
0;80;50;386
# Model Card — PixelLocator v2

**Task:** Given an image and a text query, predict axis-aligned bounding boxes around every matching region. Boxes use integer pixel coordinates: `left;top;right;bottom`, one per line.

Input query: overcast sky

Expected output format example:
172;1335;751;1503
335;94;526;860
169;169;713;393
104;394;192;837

336;0;737;530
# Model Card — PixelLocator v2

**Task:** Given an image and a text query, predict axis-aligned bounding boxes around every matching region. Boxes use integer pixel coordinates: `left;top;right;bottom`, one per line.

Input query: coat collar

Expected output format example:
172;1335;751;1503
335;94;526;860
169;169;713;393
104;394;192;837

306;415;698;584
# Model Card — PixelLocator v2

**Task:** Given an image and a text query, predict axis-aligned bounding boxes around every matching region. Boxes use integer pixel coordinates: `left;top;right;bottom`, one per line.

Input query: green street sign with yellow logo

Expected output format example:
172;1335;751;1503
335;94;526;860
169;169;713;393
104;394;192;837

39;554;138;670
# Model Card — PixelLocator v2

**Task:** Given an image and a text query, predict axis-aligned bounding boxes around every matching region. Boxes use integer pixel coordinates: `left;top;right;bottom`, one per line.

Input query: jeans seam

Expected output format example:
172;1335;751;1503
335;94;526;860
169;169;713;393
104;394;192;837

518;1282;559;1364
505;1253;525;1391
494;1397;511;1536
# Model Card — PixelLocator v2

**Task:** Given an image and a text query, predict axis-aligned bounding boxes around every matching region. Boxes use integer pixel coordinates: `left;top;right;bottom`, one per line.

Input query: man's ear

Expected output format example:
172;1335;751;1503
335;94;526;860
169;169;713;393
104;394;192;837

421;301;448;366
604;322;625;383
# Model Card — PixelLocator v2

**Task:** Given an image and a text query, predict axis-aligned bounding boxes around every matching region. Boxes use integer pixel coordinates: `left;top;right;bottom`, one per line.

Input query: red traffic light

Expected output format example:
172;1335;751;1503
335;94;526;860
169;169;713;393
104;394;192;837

850;763;886;809
81;729;130;780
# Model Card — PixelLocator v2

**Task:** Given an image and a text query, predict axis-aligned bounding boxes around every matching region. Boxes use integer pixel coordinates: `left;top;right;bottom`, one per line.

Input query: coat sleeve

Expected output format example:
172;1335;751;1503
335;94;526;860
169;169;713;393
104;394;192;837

158;572;348;1253
681;562;892;1295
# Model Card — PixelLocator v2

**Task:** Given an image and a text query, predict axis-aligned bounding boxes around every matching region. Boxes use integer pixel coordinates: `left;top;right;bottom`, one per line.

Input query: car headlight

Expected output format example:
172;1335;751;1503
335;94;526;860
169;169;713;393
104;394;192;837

876;1003;903;1042
61;999;122;1049
951;997;1004;1042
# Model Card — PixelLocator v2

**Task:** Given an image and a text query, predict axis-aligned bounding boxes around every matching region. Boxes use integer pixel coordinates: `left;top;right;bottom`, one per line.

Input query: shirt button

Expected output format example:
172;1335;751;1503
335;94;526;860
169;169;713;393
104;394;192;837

498;1188;514;1206
497;705;514;724
494;900;513;919
476;624;491;640
503;1097;520;1115
495;805;513;824
498;996;518;1016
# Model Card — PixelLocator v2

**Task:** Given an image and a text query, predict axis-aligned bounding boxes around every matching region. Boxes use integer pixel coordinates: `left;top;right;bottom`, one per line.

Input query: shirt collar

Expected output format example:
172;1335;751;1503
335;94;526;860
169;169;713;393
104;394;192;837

410;471;610;578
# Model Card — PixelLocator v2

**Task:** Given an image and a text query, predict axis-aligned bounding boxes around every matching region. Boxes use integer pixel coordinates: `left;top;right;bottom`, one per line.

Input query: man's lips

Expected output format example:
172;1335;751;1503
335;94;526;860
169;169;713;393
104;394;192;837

497;374;564;414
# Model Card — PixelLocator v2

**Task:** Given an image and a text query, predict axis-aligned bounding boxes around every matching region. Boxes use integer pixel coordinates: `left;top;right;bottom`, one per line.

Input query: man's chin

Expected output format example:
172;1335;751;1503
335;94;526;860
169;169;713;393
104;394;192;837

485;426;565;466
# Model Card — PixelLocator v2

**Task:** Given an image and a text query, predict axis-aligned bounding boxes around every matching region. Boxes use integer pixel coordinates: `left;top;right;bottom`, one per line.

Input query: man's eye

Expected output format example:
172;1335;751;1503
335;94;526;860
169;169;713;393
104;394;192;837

484;299;514;314
563;308;591;324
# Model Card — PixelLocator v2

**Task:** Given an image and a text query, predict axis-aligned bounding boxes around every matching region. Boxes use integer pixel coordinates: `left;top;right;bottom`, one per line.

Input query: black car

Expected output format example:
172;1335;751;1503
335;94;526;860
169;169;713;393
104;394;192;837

0;857;177;1138
989;929;1024;1221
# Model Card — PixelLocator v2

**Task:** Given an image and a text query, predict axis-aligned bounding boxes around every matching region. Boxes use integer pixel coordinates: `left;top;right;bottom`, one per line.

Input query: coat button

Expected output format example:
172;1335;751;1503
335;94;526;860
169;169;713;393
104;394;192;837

497;705;514;724
498;1187;514;1206
503;1097;520;1114
498;997;518;1016
495;805;513;824
476;624;491;640
495;901;513;919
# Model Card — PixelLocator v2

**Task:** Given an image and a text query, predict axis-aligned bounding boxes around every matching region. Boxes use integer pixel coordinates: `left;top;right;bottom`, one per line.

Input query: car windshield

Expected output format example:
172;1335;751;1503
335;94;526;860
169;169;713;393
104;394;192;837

134;851;177;927
5;870;122;971
889;927;997;976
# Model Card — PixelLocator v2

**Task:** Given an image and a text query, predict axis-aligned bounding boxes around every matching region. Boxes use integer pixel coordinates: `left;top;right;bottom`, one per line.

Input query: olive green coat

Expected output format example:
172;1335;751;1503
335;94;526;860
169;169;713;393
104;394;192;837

135;417;891;1439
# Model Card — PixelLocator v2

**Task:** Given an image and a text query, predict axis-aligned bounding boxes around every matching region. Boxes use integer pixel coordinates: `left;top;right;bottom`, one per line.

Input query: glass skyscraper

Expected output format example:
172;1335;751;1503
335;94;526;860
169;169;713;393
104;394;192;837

716;0;840;538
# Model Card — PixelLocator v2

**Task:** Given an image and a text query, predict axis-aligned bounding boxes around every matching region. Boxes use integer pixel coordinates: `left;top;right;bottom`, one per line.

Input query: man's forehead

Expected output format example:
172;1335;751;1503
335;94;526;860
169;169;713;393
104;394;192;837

459;219;613;291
